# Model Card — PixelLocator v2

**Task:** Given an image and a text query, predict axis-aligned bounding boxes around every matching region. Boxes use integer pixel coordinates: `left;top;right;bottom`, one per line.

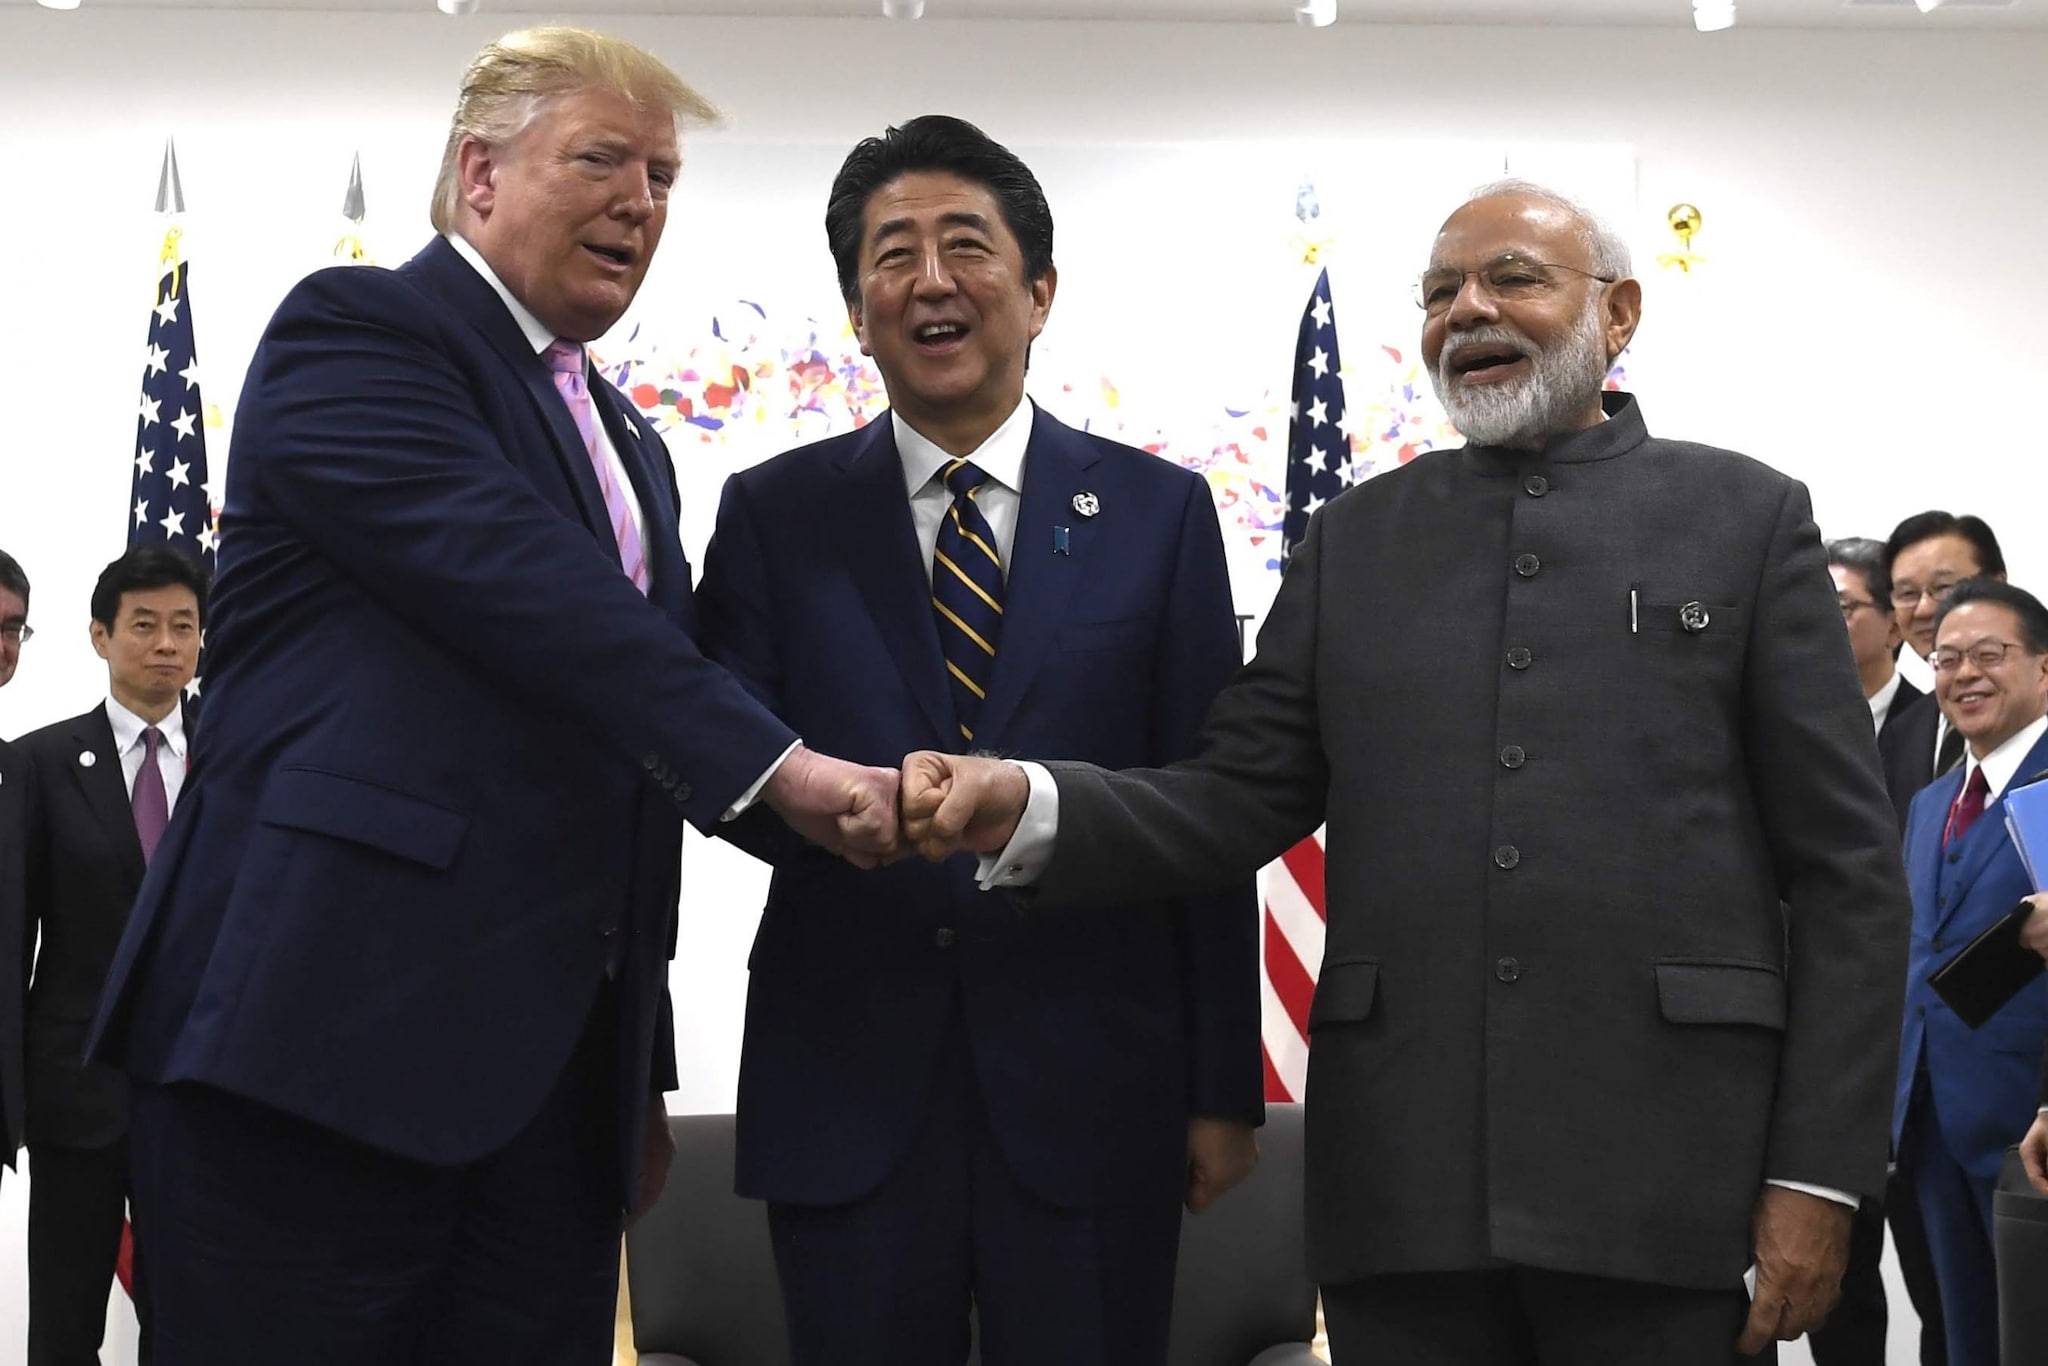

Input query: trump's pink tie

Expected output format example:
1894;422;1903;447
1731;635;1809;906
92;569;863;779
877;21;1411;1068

544;340;650;594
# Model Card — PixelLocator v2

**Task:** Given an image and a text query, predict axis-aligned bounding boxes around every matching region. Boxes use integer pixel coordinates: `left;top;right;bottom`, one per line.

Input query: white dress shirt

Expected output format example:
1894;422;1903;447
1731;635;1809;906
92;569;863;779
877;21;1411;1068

1867;669;1904;735
105;695;187;814
895;398;1033;582
1960;713;2048;806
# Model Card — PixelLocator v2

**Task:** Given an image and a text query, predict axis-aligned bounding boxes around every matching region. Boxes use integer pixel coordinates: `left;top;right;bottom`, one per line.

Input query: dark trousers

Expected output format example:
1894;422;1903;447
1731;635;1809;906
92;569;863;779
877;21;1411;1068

1806;1196;1887;1366
1899;1084;1999;1366
127;998;624;1366
27;1138;143;1366
766;1009;1184;1366
1885;1164;1949;1366
1321;1266;1773;1366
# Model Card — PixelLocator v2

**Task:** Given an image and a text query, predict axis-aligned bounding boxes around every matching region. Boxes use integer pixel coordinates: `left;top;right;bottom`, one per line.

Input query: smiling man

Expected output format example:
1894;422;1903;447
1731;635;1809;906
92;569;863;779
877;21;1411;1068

1893;578;2048;1366
694;116;1261;1366
899;180;1909;1365
86;29;900;1364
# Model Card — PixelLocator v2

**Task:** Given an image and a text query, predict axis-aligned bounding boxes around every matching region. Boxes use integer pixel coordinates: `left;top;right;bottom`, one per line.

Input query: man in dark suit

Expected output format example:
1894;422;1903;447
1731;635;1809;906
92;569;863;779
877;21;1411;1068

694;115;1262;1366
1893;579;2048;1366
87;28;897;1365
19;545;206;1366
902;181;1909;1364
1815;536;1929;1366
1878;512;2007;826
0;548;33;1191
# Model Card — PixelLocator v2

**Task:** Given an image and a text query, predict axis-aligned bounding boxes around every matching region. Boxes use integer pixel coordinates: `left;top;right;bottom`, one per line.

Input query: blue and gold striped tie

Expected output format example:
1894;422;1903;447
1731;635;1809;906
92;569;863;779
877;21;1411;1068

932;459;1005;745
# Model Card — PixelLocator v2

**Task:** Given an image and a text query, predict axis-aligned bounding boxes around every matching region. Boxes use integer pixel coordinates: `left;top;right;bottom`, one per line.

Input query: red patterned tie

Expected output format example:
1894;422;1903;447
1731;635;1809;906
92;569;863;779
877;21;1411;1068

1944;765;1989;847
544;340;650;594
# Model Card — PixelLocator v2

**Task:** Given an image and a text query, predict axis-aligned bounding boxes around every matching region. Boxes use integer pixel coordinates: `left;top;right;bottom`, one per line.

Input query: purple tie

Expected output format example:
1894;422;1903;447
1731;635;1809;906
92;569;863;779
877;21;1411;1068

544;340;650;594
132;726;169;865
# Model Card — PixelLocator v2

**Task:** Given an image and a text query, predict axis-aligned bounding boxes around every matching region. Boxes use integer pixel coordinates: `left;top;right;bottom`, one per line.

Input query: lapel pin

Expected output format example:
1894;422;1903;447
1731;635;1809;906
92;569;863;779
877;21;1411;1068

1071;492;1100;518
79;750;97;768
1679;601;1710;633
1053;526;1071;556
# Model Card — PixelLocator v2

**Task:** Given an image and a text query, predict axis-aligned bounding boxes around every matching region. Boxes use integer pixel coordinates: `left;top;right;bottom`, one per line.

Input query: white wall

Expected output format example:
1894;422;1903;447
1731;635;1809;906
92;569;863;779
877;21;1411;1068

1;11;2042;1361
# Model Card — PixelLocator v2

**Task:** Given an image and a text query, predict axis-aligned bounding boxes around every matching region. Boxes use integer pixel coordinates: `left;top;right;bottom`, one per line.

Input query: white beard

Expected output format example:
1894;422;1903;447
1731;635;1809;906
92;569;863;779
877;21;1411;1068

1431;301;1611;449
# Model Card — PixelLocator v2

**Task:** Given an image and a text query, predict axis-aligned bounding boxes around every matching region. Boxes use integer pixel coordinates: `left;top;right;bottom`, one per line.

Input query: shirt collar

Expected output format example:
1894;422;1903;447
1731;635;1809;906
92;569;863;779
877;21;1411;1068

445;232;558;358
1966;712;2048;802
1867;669;1903;729
894;397;1034;501
104;694;186;760
1458;389;1649;473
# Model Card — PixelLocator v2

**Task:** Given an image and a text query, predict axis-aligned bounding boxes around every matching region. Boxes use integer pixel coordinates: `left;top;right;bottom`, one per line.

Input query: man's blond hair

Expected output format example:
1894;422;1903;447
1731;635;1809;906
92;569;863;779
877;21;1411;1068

429;27;720;234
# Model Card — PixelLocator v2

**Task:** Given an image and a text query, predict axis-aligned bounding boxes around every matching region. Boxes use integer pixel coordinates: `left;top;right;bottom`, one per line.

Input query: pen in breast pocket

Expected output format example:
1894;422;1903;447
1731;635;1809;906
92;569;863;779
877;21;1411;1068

1630;586;1639;634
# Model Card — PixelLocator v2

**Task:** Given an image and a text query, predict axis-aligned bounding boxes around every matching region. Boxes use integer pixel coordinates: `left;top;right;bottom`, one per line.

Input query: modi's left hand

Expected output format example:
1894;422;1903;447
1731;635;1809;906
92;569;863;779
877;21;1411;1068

1737;1185;1851;1354
1185;1117;1260;1214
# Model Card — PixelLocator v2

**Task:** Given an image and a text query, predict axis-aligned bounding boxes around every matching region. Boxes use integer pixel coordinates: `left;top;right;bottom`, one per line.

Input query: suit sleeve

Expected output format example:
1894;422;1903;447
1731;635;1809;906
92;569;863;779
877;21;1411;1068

1739;479;1912;1202
1151;478;1264;1125
692;473;820;868
244;268;796;827
1035;505;1332;908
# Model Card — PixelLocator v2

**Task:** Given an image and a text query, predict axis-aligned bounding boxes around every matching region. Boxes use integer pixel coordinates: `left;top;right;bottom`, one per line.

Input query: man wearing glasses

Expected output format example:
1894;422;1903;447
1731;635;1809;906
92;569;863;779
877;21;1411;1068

0;548;33;1195
1882;512;2008;807
900;181;1908;1364
1893;578;2048;1366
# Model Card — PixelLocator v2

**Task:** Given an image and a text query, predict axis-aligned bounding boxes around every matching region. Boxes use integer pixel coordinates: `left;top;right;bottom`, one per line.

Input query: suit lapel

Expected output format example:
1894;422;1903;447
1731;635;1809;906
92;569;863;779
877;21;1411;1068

1909;767;1960;931
405;239;612;537
63;707;145;887
975;407;1102;743
1936;731;2048;929
831;420;955;746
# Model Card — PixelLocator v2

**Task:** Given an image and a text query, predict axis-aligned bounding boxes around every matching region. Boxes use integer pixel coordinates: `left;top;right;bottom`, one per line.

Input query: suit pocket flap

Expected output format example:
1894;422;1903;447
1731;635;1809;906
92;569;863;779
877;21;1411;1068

1308;957;1380;1031
259;766;467;870
1655;960;1786;1030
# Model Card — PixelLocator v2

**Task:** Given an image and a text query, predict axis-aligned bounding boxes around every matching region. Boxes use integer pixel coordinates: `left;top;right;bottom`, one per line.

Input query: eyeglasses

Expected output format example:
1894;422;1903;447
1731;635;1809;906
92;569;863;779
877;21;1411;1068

1930;639;2029;673
0;623;30;645
1838;598;1880;618
1891;580;1960;612
1414;252;1616;315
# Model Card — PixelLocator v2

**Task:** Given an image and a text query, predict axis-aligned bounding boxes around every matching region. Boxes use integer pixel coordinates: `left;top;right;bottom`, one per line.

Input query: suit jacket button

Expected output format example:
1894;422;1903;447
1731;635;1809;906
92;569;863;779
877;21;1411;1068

1500;746;1526;769
1495;957;1522;983
643;752;660;771
1513;553;1541;577
1523;475;1549;497
1506;647;1533;670
675;783;691;801
1494;844;1521;870
934;928;956;949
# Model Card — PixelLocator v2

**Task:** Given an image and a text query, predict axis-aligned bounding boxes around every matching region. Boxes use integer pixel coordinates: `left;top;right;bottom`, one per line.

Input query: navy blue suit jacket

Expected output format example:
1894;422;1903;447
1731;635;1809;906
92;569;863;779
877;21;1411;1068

697;406;1262;1212
90;239;796;1194
1894;730;2048;1185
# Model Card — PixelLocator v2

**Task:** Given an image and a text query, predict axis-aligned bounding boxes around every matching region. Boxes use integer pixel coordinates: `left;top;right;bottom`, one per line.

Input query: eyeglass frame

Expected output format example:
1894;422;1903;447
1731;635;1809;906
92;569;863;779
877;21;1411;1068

1890;580;1962;612
1838;597;1882;617
0;622;31;645
1929;638;2034;674
1414;251;1617;315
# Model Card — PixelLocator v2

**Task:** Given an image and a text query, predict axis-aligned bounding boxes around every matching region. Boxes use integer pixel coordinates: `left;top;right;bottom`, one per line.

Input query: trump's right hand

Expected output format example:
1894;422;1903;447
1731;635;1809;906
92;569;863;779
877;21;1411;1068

762;744;900;869
900;752;1030;862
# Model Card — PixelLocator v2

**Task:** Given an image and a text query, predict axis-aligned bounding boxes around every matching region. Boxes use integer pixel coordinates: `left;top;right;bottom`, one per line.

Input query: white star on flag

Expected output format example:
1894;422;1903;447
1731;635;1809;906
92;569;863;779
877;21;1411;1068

139;395;161;428
167;458;191;490
1305;448;1327;474
154;292;181;326
1311;295;1333;329
1303;493;1325;516
171;409;198;441
136;447;155;477
180;358;202;391
160;508;186;539
1307;347;1329;379
197;523;220;556
1307;397;1328;428
145;343;170;376
134;498;150;528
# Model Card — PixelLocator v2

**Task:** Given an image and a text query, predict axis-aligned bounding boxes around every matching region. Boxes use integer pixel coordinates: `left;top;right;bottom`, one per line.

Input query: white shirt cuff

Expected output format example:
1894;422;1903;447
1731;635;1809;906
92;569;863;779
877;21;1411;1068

1766;1178;1859;1210
722;740;803;822
974;761;1058;890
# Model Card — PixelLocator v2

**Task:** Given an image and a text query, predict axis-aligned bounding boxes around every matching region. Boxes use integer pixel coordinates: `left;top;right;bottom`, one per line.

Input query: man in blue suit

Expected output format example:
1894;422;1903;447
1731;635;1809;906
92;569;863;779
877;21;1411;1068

1895;577;2048;1366
89;28;897;1365
695;115;1263;1366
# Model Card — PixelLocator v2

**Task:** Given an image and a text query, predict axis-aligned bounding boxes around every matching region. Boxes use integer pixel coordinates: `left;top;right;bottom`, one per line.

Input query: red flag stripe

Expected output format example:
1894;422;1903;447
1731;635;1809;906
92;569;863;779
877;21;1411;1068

1261;1043;1293;1103
1278;837;1328;920
1263;905;1315;1039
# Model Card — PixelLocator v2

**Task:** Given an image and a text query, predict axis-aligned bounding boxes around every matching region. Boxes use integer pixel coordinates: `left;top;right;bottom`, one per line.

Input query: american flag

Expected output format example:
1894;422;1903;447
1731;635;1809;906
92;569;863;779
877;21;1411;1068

131;253;219;572
1261;267;1348;1103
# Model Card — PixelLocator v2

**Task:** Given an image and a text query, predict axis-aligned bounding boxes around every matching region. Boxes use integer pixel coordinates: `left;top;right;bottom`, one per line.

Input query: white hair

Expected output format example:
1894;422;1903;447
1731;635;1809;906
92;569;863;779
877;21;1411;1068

1462;177;1633;280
